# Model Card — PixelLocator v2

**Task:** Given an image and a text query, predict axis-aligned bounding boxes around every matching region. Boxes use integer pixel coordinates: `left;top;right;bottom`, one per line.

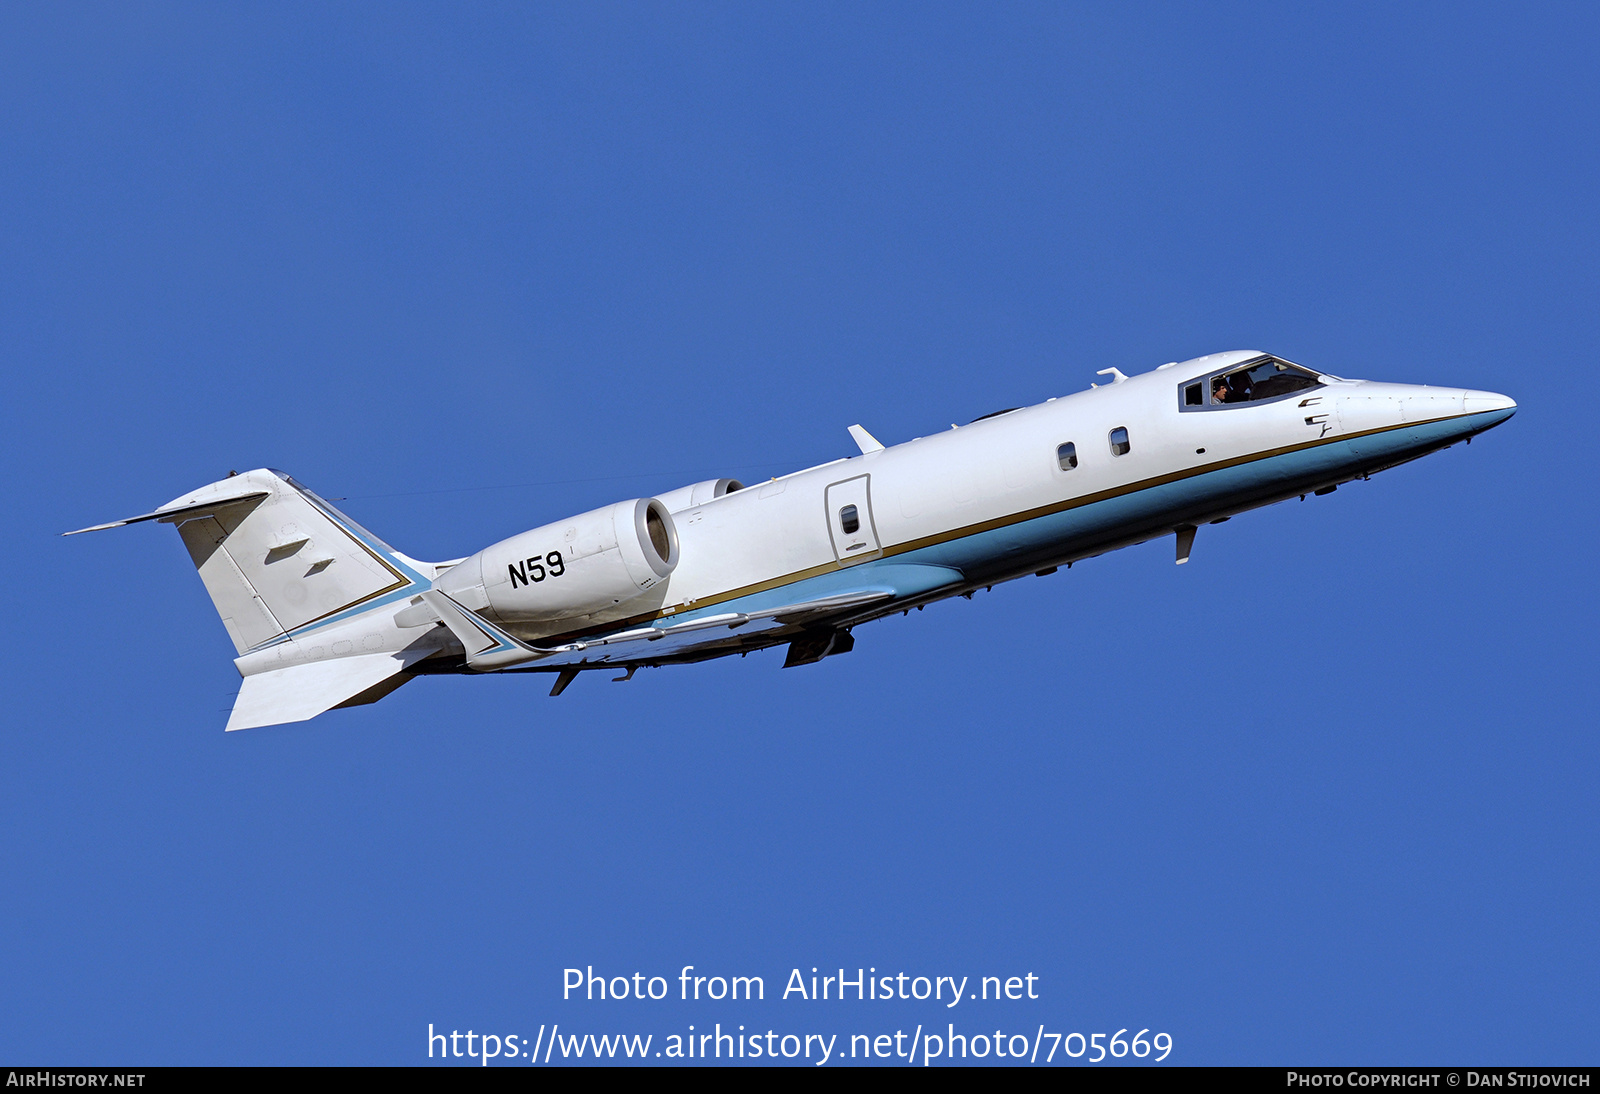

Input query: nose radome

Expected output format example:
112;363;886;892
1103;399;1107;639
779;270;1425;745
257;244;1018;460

1462;389;1517;416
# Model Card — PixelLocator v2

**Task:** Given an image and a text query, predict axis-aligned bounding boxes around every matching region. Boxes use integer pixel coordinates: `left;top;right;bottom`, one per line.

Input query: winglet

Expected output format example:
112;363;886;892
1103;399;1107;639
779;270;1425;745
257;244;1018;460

848;425;885;454
419;589;564;670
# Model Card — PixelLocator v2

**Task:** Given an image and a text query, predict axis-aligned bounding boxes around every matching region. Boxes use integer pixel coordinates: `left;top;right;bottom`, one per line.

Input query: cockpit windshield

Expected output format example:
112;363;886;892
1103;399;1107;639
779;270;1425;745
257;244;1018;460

1208;357;1322;405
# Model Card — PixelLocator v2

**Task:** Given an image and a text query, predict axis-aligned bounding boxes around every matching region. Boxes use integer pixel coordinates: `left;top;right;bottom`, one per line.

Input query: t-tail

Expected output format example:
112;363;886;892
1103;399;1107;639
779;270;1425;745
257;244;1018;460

64;469;450;730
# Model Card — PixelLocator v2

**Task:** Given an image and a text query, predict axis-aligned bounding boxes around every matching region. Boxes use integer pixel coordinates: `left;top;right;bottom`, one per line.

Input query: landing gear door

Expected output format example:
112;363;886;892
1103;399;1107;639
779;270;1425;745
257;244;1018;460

825;475;882;566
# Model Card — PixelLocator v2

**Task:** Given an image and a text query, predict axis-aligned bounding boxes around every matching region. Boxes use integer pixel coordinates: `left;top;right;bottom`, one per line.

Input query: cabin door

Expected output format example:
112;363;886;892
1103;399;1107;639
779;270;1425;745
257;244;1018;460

825;475;883;565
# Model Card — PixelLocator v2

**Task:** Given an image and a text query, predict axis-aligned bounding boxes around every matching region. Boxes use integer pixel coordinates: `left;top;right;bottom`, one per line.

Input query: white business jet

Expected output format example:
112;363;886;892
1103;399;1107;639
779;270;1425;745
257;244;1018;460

66;351;1515;730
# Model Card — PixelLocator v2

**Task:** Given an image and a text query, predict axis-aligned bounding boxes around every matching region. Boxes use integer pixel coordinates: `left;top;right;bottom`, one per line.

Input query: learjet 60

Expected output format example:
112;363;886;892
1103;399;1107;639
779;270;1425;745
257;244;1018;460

66;351;1515;730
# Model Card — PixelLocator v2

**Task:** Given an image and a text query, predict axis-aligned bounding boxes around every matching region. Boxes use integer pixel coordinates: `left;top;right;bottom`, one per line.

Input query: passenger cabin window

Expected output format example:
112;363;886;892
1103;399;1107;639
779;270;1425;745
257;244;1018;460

1057;442;1078;470
1209;358;1322;405
1109;427;1130;456
839;504;860;534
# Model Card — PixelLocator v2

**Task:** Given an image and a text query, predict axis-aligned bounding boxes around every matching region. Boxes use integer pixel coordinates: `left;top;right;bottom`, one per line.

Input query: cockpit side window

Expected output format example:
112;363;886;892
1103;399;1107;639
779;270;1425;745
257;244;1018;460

1180;356;1323;411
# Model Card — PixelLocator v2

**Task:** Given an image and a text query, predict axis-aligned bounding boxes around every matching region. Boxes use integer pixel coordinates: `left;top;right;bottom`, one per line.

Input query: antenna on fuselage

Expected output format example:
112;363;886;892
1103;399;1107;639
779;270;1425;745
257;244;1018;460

1175;525;1197;565
847;425;885;454
1097;367;1129;384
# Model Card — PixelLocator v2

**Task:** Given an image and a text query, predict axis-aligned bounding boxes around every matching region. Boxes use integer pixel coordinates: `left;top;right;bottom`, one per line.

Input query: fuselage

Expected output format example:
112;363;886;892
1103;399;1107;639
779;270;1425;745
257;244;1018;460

515;349;1514;650
213;348;1515;691
91;348;1515;726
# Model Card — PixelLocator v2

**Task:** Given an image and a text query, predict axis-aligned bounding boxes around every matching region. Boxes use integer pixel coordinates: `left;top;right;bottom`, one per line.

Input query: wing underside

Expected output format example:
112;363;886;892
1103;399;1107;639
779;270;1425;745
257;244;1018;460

410;562;967;673
417;587;901;671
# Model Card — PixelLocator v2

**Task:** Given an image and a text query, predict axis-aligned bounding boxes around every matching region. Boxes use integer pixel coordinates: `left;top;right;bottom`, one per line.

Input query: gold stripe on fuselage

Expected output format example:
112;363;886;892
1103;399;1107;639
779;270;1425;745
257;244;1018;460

534;411;1477;645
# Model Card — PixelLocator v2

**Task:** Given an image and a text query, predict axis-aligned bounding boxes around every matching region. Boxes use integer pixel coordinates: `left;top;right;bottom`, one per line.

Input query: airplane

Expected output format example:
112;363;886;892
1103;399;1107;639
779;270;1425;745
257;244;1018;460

64;351;1516;731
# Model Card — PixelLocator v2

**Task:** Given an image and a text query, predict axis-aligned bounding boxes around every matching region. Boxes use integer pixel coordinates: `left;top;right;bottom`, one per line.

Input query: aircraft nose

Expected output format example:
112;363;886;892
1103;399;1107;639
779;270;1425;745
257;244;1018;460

1462;389;1517;417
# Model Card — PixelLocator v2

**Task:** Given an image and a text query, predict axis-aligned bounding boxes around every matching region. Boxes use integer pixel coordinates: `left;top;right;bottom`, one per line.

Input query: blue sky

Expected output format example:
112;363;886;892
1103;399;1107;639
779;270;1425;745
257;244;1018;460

2;2;1595;1065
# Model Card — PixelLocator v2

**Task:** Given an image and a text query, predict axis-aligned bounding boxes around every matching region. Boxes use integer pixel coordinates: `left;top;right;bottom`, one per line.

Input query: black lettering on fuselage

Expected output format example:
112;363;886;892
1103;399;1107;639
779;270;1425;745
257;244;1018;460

508;551;564;589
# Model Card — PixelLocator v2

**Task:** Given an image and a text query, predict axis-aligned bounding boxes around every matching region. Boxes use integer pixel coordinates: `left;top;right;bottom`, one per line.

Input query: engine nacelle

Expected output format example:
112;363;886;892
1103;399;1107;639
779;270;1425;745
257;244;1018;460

652;477;744;513
436;498;679;623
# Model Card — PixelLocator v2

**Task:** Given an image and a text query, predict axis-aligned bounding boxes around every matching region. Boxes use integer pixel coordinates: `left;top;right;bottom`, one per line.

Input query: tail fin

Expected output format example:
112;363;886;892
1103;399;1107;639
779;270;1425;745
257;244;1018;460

66;468;434;653
66;469;446;728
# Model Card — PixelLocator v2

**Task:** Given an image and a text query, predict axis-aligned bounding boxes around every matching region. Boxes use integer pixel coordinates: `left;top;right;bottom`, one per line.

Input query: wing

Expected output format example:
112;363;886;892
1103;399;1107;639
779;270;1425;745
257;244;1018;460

416;561;964;672
416;588;898;671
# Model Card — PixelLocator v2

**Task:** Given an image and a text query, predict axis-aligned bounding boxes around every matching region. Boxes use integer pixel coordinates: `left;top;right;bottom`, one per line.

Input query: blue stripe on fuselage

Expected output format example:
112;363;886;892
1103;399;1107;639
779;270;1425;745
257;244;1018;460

663;409;1508;627
902;408;1507;579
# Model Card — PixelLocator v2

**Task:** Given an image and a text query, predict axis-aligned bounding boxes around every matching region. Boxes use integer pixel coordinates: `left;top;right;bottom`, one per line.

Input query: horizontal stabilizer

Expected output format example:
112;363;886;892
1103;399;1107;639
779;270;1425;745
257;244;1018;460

226;652;414;731
62;491;270;536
